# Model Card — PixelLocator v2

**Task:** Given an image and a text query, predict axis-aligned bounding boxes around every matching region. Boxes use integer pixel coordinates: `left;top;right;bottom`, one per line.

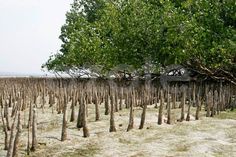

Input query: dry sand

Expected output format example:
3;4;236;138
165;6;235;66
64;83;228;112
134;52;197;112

0;103;236;157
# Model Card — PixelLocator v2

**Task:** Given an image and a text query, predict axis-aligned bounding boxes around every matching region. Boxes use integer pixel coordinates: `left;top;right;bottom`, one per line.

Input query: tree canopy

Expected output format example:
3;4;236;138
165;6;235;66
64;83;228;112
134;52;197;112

43;0;236;83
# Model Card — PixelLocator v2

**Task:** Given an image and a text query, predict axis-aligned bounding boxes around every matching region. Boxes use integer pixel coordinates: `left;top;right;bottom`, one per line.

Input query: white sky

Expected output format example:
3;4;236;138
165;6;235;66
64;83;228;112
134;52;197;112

0;0;72;74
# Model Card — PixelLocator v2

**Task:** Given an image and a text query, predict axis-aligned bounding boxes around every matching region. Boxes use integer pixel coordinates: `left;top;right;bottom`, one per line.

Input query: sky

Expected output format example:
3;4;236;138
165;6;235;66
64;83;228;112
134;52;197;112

0;0;72;74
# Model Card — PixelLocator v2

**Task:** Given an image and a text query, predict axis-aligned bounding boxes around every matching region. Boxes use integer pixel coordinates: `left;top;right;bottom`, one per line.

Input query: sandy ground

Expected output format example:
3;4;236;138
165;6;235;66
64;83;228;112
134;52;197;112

0;102;236;157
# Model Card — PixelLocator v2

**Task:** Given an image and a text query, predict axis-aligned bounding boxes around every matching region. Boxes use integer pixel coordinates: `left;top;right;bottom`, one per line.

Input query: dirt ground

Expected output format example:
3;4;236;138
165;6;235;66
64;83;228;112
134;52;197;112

0;103;236;157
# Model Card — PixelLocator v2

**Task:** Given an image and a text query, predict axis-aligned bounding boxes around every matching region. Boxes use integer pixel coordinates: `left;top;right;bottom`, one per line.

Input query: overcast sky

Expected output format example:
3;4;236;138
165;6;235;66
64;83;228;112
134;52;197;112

0;0;72;74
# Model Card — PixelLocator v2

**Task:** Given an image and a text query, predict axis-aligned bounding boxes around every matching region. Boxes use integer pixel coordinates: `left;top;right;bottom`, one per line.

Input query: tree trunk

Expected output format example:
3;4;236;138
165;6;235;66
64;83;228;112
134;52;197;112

158;89;164;125
31;108;37;152
70;99;75;122
125;91;129;109
211;90;218;117
42;84;45;113
115;90;119;112
192;82;196;107
0;106;9;150
186;101;191;121
167;85;171;124
61;94;67;141
180;86;186;122
109;94;116;132
104;92;110;115
172;85;177;109
119;87;123;110
27;102;32;155
156;87;160;104
13;112;22;157
4;100;11;131
95;92;100;121
195;90;201;120
77;94;84;129
222;89;226;111
127;90;134;131
6;111;18;157
70;92;75;122
49;91;54;107
82;97;90;137
206;90;212;117
139;90;147;129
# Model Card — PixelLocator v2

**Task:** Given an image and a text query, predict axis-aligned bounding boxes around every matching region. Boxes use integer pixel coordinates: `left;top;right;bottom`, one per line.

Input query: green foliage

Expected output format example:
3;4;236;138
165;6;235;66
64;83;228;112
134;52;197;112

43;0;236;82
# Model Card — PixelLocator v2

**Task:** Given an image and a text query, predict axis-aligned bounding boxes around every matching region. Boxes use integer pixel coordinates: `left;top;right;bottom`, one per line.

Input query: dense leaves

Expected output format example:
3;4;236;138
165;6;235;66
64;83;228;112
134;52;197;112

43;0;236;83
